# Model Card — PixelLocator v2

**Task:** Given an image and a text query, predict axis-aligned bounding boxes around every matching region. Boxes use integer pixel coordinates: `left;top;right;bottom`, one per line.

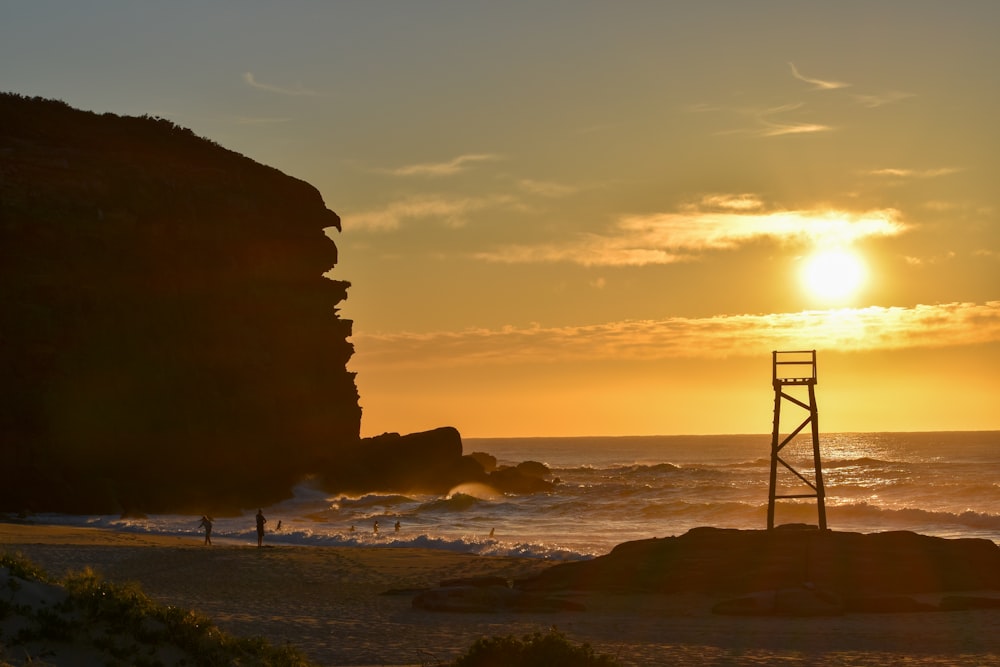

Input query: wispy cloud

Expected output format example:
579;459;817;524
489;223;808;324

788;62;851;91
706;65;906;138
755;103;833;137
517;179;580;198
867;167;962;178
904;251;956;266
353;302;1000;369
851;90;914;108
697;194;764;211
758;120;832;137
242;72;321;97
712;103;833;138
476;198;906;267
348;194;515;231
788;63;912;108
384;154;501;177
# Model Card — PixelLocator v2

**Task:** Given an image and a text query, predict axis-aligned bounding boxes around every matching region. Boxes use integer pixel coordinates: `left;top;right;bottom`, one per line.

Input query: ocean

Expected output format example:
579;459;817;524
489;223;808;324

25;431;1000;559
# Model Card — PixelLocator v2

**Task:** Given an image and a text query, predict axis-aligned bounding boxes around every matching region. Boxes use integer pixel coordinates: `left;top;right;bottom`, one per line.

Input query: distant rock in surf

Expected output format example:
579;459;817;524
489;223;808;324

317;427;555;496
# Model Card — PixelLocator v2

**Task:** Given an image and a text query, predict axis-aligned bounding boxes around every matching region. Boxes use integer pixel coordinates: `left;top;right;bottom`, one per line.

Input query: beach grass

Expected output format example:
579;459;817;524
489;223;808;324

2;548;623;667
2;550;316;666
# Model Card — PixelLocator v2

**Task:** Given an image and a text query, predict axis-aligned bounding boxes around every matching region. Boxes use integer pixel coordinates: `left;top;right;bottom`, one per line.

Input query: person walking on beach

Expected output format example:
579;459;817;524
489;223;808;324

255;509;266;547
199;515;213;545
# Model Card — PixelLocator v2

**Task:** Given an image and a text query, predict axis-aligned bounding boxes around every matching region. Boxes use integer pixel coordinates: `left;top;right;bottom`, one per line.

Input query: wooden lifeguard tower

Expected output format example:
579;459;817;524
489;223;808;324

767;350;827;530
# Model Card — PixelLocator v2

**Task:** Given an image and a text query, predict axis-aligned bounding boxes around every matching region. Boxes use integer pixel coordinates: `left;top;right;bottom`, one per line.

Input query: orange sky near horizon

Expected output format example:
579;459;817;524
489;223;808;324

2;2;998;437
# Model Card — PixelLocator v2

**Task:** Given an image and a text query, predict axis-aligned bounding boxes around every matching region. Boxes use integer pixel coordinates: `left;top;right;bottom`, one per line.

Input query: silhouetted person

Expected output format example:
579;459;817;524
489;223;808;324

373;520;379;535
394;520;401;533
199;515;213;545
256;509;266;547
489;527;495;539
276;520;282;532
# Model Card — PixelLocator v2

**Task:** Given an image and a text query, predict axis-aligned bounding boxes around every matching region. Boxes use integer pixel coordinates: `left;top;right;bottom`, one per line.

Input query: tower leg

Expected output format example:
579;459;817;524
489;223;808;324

767;384;781;530
809;384;827;530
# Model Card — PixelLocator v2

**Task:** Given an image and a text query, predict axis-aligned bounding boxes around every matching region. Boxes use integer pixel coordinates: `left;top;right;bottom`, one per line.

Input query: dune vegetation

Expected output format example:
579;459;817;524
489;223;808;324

2;551;621;667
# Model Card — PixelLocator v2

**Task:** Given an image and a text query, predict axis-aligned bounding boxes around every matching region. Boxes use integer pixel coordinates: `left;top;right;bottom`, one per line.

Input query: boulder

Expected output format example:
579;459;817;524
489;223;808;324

467;452;498;473
514;461;551;478
323;427;470;494
487;466;554;494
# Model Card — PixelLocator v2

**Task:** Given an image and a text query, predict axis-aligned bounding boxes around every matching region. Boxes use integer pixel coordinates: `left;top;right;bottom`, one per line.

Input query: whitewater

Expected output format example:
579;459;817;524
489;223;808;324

25;431;1000;559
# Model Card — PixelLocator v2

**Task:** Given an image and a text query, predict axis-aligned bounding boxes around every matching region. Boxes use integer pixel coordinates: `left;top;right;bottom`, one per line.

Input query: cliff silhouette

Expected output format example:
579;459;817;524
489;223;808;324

1;93;545;515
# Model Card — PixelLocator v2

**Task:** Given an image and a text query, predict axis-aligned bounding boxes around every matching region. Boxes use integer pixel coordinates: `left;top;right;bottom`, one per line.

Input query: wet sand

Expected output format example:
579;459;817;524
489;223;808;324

2;522;999;666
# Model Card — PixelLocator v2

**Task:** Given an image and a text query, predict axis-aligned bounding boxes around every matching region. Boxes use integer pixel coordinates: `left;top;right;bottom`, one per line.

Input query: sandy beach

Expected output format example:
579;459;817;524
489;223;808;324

3;522;1000;666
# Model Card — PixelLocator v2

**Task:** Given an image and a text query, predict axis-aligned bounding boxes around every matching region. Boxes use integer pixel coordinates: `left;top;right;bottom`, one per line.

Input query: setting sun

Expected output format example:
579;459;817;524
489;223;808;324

800;248;867;302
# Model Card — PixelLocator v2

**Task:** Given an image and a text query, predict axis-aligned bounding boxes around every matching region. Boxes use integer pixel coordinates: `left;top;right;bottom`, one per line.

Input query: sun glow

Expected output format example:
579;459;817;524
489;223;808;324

800;248;868;302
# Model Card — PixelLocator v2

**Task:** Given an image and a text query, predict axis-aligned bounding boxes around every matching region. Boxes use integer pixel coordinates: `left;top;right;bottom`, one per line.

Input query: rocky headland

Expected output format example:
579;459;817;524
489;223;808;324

0;93;547;515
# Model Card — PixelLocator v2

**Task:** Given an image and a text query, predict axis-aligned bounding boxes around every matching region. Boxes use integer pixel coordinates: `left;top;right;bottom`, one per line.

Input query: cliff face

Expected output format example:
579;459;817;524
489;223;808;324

1;94;361;514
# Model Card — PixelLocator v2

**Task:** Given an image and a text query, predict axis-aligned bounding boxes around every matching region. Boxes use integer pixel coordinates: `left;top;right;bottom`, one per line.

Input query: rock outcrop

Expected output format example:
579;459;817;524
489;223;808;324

1;93;359;514
517;527;1000;598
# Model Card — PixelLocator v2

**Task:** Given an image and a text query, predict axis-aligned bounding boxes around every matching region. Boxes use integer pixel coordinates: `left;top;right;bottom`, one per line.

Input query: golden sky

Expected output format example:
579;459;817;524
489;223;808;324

3;2;998;436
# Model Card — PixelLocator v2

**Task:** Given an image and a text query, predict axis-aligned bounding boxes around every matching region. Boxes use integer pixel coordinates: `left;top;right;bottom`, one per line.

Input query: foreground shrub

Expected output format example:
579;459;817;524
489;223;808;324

1;552;49;583
2;551;317;667
452;629;621;667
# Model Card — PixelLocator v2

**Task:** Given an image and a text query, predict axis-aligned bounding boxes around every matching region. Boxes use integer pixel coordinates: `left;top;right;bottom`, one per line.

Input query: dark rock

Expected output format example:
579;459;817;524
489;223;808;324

468;451;498;472
517;527;1000;597
320;427;476;495
316;426;553;496
487;466;555;494
514;460;551;478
